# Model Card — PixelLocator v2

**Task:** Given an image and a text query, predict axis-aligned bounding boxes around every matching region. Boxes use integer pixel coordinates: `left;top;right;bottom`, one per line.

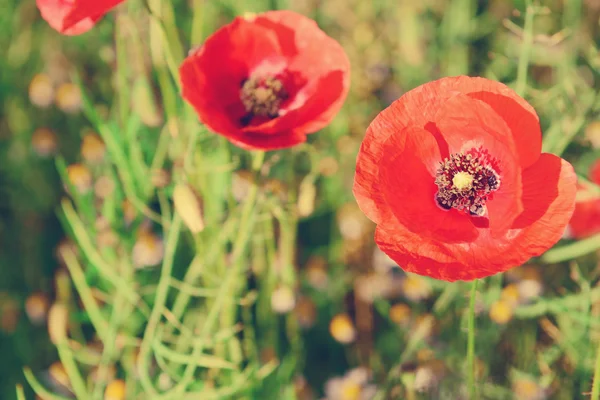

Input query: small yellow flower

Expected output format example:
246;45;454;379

29;73;54;108
81;133;106;164
31;128;58;157
329;313;356;344
500;283;520;307
66;163;92;193
104;379;126;400
489;300;513;324
55;83;82;113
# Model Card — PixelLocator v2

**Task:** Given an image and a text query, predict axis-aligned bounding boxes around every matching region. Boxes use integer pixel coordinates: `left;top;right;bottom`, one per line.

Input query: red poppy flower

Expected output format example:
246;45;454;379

36;0;124;35
567;160;600;239
353;76;577;281
179;11;350;151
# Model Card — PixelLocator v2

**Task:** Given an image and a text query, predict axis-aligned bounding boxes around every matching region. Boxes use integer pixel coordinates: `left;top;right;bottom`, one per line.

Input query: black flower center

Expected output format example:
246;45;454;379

434;149;500;216
240;76;287;122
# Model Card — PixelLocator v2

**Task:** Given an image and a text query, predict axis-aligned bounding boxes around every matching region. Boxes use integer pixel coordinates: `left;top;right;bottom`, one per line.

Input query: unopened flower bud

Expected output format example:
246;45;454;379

48;302;69;344
173;184;204;234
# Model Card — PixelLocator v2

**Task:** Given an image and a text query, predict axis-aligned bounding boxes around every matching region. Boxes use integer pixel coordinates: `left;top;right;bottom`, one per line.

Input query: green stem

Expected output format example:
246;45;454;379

515;0;533;97
593;342;600;400
467;279;478;400
137;215;182;396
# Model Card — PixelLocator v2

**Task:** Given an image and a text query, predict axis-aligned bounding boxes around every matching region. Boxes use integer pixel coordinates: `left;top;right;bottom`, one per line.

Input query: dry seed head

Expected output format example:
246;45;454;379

54;268;71;302
90;364;116;384
157;372;173;391
66;163;92;193
25;292;50;325
318;156;339;177
305;256;329;290
355;273;400;303
329;313;356;344
29;73;54;108
48;302;69;344
0;297;19;333
55;83;82;113
104;379;126;400
518;279;543;302
122;200;137;225
271;286;296;314
294;296;317;328
132;232;164;268
410;314;436;341
173;184;205;234
489;300;514;324
94;176;115;199
151;169;170;188
337;203;371;240
31;128;58;157
81;133;106;164
232;170;253;201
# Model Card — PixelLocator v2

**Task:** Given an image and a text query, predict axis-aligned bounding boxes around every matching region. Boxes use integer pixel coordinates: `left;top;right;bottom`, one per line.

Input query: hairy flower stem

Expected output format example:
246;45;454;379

467;279;478;399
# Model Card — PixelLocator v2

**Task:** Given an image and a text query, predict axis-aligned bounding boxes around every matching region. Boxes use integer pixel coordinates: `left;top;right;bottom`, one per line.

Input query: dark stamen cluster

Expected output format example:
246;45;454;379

240;76;287;120
434;151;500;216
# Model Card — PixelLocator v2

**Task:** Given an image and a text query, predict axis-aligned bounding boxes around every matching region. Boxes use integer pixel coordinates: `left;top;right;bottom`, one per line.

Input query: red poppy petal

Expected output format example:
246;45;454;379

180;19;283;137
227;130;306;151
243;70;347;136
353;76;538;224
254;11;351;81
568;199;600;239
36;0;100;35
378;126;478;242
590;159;600;185
433;94;523;235
61;0;124;32
374;225;516;281
466;83;541;169
512;154;569;228
509;156;576;256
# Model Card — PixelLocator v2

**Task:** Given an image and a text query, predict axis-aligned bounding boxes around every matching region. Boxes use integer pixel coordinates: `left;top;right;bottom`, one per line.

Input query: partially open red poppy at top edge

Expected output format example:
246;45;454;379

36;0;125;35
353;76;577;282
566;159;600;239
179;10;350;151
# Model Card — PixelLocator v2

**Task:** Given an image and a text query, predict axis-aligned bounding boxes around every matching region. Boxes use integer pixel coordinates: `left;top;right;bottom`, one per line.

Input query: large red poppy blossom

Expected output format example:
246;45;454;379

567;160;600;239
353;76;577;281
179;11;350;151
36;0;124;35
